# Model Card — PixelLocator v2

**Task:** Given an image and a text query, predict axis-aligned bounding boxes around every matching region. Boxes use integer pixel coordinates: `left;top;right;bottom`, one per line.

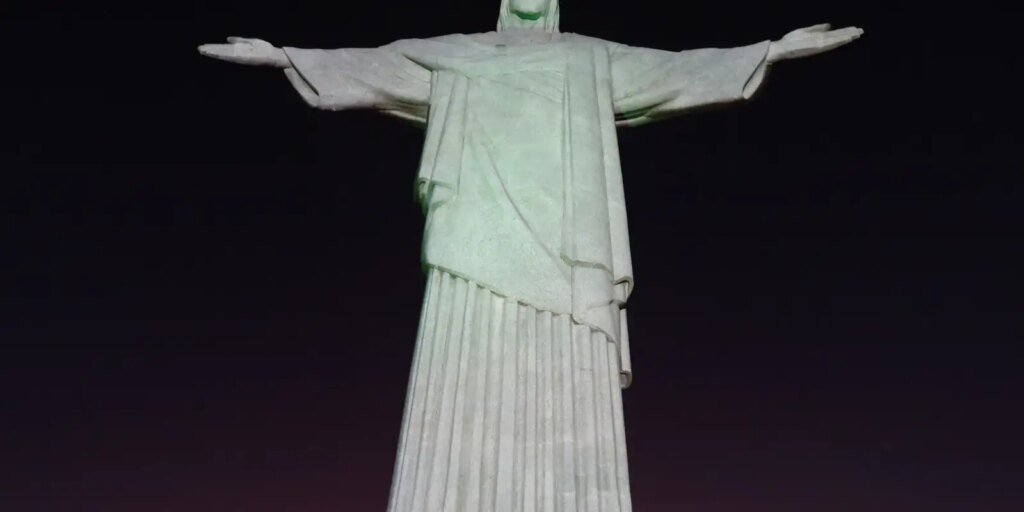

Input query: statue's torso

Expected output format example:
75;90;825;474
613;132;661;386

411;32;630;344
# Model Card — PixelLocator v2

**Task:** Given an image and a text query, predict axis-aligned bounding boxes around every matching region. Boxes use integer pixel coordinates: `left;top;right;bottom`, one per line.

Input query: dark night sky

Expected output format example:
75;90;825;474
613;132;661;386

2;1;1022;511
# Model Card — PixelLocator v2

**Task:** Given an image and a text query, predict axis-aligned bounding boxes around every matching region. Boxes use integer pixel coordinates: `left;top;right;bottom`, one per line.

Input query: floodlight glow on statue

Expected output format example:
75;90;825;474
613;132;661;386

200;2;862;511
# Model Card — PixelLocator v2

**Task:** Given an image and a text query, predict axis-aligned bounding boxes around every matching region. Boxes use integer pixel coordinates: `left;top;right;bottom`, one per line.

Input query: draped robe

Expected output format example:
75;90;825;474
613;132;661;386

278;29;771;512
282;31;771;389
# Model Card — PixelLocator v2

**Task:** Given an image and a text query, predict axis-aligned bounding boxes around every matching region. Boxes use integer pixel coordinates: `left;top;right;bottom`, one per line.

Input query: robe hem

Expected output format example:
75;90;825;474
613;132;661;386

423;263;633;388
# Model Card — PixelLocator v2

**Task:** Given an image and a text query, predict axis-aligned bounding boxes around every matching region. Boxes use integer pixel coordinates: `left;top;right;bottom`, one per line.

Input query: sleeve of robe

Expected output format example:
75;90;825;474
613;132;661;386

610;40;772;127
280;40;433;125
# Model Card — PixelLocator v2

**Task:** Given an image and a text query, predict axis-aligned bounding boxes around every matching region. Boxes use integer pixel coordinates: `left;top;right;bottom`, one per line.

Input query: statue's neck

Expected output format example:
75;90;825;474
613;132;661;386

490;29;562;44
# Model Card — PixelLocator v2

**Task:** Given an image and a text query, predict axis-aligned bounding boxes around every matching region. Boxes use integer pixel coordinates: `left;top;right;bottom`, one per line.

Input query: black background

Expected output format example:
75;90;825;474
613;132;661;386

3;1;1021;511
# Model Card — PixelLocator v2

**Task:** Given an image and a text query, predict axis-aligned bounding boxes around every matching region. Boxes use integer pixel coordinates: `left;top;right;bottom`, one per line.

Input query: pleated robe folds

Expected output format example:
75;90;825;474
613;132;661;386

281;30;770;511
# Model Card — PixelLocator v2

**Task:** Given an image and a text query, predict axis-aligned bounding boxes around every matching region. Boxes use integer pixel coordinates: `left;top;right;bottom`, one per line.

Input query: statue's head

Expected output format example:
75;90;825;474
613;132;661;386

498;0;560;32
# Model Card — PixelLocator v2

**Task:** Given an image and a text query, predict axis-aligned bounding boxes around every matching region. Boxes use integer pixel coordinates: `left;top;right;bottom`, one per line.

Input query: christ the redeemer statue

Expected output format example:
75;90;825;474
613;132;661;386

200;1;862;510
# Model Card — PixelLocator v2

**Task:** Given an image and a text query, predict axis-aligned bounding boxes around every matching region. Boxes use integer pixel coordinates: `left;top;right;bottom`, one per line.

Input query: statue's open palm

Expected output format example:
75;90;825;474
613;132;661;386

768;24;864;63
198;37;289;67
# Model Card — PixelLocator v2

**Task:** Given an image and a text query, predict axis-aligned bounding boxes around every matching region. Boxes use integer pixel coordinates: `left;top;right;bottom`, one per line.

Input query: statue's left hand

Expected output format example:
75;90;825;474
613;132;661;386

767;24;864;63
198;37;290;67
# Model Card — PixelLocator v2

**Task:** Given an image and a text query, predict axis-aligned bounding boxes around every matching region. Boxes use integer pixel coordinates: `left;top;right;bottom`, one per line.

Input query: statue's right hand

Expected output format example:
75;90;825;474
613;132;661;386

198;37;289;67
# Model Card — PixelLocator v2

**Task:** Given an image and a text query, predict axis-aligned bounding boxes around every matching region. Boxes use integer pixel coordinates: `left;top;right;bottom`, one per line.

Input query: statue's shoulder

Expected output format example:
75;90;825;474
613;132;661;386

418;32;492;45
561;32;615;46
382;33;478;50
421;32;523;45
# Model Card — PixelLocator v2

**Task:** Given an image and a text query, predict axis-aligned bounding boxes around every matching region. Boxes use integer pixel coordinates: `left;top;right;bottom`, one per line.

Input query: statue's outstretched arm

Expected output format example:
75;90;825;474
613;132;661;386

198;37;431;123
198;37;289;68
611;22;863;127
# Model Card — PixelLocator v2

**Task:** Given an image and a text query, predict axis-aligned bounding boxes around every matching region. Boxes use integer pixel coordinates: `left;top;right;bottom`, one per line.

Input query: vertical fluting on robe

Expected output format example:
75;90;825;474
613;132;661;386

388;267;633;512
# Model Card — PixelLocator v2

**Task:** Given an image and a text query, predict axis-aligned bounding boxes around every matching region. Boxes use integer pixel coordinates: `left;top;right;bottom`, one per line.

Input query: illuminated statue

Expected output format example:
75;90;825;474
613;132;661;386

200;2;862;510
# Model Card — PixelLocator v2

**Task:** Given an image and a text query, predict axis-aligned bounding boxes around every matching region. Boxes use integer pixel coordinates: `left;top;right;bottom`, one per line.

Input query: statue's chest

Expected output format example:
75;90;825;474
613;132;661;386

414;42;573;78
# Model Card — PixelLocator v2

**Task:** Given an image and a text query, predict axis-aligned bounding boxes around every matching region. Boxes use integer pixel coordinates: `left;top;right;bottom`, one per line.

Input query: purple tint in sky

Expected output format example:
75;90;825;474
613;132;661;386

2;0;1021;511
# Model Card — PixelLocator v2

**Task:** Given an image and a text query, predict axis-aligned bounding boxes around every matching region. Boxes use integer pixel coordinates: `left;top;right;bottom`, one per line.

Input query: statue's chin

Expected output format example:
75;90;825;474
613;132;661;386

513;10;545;21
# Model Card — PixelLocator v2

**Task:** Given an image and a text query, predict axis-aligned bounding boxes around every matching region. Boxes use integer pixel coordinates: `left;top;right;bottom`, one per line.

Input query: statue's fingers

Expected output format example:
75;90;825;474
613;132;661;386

817;32;862;53
198;43;235;58
827;27;865;45
203;46;263;65
845;27;866;38
832;26;864;36
785;23;830;38
227;36;272;48
803;23;832;33
227;36;268;46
